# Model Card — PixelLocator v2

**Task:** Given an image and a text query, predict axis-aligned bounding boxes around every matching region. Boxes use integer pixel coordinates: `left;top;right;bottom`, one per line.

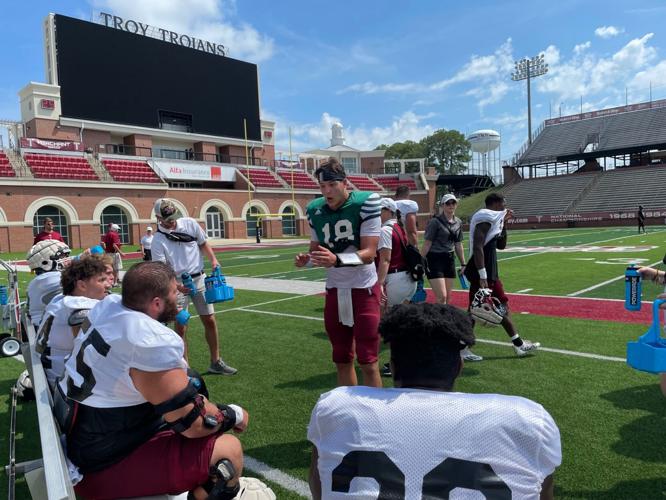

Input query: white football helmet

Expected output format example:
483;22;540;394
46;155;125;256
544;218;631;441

470;288;506;327
16;370;34;400
234;477;276;500
26;240;71;273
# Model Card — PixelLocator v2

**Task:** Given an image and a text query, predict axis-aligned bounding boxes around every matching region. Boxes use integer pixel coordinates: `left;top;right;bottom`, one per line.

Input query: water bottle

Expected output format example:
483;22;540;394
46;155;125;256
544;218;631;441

175;309;191;325
0;285;7;306
624;265;641;311
458;269;469;290
181;272;197;297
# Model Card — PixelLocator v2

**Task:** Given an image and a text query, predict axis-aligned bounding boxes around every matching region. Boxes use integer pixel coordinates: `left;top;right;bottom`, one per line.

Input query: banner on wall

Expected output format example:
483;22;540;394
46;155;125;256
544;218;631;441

505;209;666;225
152;160;236;182
20;138;84;151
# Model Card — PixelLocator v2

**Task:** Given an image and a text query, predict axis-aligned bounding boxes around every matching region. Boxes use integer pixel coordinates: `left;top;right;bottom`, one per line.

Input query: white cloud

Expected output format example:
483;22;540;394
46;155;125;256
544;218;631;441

594;25;624;39
466;81;510;110
94;0;274;62
574;41;591;55
270;111;437;153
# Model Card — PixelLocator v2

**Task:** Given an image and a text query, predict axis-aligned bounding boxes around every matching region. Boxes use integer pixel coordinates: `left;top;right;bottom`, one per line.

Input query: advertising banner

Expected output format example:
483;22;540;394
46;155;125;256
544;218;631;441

152;160;236;182
20;138;84;151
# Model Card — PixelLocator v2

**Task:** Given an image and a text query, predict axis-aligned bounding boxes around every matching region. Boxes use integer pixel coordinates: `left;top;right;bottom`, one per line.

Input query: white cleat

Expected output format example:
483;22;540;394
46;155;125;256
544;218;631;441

461;347;483;362
514;340;540;357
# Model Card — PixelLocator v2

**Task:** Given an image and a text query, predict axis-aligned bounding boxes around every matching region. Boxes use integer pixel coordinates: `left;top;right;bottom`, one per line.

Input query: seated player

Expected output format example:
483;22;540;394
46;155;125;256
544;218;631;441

57;262;252;499
308;303;561;499
35;255;112;386
26;240;71;328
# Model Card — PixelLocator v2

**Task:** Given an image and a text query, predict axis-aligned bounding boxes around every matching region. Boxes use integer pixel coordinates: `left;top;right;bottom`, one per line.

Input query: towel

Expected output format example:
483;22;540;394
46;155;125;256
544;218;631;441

337;288;354;327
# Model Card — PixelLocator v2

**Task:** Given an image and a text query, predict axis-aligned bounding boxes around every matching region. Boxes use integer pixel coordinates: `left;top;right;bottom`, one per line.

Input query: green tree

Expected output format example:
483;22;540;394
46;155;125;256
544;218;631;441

376;140;425;159
420;129;470;174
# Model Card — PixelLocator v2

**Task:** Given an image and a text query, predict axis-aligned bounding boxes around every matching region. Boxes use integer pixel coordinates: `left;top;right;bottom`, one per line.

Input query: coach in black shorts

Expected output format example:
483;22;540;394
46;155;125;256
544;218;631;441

421;194;466;305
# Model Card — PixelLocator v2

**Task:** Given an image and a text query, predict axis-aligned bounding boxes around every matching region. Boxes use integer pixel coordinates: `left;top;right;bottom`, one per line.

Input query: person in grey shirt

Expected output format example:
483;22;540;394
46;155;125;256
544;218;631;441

421;194;466;305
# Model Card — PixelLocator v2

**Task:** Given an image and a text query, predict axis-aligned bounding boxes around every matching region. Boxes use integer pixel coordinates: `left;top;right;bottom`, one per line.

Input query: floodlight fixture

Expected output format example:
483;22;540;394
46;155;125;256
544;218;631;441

512;53;549;144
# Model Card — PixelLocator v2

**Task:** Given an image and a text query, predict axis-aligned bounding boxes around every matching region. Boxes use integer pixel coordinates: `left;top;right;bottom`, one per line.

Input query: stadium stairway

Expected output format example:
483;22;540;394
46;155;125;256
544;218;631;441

2;149;31;177
88;155;114;182
276;168;318;189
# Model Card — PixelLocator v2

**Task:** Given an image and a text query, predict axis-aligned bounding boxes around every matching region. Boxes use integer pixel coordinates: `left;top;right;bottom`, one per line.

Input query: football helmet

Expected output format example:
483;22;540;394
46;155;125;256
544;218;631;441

470;288;507;327
16;370;35;401
26;240;71;274
234;477;276;500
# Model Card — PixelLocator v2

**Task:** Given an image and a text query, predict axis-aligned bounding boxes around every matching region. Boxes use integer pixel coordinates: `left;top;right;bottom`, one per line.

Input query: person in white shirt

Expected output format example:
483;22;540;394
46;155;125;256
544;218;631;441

36;254;112;386
394;185;419;247
150;198;236;375
140;226;154;261
26;240;71;328
308;303;561;500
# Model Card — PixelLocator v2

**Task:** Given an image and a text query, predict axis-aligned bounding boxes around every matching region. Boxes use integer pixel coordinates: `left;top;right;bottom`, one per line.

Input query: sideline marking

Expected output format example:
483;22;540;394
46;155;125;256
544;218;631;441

233;308;628;362
567;259;663;296
515;288;533;293
244;456;310;498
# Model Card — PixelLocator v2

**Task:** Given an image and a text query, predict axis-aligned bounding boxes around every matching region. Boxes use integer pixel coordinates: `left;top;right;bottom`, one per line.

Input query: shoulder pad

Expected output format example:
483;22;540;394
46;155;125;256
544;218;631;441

68;309;90;326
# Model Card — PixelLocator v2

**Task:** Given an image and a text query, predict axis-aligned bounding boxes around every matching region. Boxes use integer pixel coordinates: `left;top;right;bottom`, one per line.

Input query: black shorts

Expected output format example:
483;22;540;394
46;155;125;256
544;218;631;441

143;249;152;261
426;251;456;279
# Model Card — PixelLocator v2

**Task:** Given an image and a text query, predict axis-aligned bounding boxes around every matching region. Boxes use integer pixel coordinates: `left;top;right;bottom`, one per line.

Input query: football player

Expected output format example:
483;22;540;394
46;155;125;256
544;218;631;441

295;158;382;388
36;255;112;386
26;240;71;328
58;261;252;499
464;193;540;359
308;303;561;499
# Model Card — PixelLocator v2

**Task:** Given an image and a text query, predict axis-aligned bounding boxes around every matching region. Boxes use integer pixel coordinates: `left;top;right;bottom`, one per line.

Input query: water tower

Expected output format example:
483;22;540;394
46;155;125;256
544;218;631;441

467;129;501;182
331;122;345;147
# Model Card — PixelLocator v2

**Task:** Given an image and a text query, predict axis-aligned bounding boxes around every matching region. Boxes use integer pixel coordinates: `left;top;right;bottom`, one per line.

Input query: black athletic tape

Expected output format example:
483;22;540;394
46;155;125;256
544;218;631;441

216;404;238;433
153;380;199;415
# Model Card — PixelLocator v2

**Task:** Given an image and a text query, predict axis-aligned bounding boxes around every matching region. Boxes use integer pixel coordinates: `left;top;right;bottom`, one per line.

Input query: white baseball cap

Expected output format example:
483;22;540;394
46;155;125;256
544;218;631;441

146;226;153;231
380;197;397;213
110;223;120;231
440;194;458;205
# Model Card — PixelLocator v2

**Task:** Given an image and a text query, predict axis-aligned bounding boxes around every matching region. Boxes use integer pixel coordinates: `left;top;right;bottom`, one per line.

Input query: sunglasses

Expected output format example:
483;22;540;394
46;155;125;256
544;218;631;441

444;201;457;206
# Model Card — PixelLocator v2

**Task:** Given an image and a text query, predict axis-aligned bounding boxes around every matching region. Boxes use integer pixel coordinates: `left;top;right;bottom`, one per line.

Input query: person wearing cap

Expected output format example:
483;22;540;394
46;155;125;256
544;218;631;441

376;197;417;310
140;226;154;261
295;158;383;388
463;192;540;360
150;198;237;375
101;223;126;287
34;217;65;245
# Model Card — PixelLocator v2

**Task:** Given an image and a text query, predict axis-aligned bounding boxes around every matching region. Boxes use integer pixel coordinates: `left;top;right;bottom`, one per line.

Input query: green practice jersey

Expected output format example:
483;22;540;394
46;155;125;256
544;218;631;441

307;191;381;254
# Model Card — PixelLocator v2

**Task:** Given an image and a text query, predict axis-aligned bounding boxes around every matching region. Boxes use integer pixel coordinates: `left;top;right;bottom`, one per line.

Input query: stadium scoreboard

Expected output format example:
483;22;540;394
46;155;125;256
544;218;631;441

46;13;261;141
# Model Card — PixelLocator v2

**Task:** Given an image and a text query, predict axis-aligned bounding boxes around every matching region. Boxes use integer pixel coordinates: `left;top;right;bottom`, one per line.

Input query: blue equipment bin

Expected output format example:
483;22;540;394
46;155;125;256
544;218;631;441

626;299;666;373
204;267;234;303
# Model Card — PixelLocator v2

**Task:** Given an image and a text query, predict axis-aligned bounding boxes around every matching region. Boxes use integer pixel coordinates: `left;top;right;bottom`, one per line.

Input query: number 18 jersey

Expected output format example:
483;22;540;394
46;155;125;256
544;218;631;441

307;191;381;289
308;386;561;499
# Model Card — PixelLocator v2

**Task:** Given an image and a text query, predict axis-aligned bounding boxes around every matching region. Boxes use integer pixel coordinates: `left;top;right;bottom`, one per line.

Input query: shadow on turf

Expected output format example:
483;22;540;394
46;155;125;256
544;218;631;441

275;372;339;390
600;383;666;463
554;478;666;499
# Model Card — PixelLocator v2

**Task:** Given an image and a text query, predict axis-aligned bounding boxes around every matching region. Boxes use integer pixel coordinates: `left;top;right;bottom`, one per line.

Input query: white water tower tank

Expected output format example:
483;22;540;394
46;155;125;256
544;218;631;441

468;129;501;153
331;122;345;146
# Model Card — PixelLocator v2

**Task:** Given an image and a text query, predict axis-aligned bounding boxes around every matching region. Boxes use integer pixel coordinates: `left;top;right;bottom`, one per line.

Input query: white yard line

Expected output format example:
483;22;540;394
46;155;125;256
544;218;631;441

567;259;663;296
223;258;294;269
515;288;533;293
233;308;628;362
244;456;310;498
510;230;600;244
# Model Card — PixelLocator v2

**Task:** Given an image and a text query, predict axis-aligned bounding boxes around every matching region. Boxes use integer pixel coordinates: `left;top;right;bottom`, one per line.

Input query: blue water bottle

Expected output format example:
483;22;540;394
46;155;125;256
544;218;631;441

0;285;7;306
458;269;469;290
181;272;197;297
624;264;641;311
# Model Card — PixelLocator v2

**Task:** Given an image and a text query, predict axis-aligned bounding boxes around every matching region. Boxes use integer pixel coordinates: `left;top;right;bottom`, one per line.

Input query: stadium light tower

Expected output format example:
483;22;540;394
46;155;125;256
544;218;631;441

511;54;548;145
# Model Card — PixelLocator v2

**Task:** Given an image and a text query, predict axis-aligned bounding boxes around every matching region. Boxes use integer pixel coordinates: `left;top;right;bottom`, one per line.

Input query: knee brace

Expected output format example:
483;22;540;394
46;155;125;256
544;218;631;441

206;459;240;500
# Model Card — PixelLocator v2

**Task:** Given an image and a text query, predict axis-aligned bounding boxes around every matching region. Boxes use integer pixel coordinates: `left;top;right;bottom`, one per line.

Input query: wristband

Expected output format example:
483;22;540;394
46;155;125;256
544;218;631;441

228;404;244;426
478;268;488;280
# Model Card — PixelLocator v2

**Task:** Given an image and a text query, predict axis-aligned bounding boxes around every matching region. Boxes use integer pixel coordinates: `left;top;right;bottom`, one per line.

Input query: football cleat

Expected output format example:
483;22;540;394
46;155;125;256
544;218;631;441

460;347;483;362
470;288;506;327
514;340;540;357
26;240;71;274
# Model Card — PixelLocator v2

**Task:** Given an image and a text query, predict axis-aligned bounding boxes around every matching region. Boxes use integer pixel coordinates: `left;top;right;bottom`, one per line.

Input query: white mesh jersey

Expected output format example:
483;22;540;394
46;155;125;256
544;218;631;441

308;386;561;500
59;294;186;408
37;295;99;385
151;217;207;275
27;271;62;326
395;199;418;216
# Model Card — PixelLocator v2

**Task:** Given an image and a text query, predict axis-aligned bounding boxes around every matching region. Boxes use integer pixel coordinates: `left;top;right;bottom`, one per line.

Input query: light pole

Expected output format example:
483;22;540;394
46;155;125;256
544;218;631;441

511;54;548;145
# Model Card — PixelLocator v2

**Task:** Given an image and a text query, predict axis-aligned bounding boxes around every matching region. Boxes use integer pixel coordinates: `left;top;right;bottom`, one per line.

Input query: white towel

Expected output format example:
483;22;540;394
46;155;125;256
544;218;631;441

468;209;507;256
337;288;354;326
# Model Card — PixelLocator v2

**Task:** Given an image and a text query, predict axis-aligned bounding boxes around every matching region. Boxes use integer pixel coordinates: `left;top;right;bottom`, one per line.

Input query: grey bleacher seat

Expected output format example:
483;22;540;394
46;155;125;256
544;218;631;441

574;165;666;212
501;173;599;216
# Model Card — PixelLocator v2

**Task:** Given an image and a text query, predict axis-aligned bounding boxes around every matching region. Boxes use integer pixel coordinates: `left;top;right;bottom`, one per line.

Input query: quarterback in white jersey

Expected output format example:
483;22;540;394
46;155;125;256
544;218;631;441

308;303;561;500
36;256;111;385
59;262;249;500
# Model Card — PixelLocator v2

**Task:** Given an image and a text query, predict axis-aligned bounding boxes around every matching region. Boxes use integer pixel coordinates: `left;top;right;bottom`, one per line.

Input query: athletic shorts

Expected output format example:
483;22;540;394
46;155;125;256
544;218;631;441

468;278;509;306
74;430;218;499
178;274;215;316
385;271;417;306
111;253;123;272
324;283;381;365
426;251;456;279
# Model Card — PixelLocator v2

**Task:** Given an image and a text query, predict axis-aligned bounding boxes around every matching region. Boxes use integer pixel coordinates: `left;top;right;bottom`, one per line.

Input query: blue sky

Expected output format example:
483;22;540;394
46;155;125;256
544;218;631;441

2;0;666;161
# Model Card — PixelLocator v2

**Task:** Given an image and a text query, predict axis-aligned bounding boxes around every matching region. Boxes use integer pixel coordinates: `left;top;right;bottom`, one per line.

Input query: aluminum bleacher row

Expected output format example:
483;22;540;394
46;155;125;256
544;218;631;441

24;153;98;181
102;158;161;183
276;169;318;189
0;151;15;177
347;174;383;191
